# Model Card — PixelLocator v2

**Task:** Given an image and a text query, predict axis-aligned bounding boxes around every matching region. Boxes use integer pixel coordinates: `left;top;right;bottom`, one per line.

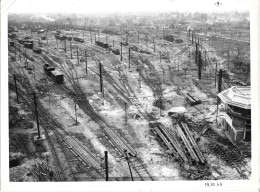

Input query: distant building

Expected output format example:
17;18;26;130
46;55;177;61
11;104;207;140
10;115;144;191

217;86;251;142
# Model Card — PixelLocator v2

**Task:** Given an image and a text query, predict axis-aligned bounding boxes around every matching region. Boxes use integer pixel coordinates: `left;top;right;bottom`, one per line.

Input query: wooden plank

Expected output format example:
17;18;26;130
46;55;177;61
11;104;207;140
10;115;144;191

158;125;188;162
181;122;205;163
176;124;200;162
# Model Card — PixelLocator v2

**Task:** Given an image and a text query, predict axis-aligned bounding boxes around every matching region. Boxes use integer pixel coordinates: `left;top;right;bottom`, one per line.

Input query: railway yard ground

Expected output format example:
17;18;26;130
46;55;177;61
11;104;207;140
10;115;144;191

8;12;251;181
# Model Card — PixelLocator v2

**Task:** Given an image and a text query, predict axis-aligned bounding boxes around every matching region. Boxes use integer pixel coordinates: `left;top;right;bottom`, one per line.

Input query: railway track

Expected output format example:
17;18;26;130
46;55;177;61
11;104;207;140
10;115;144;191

9;78;110;181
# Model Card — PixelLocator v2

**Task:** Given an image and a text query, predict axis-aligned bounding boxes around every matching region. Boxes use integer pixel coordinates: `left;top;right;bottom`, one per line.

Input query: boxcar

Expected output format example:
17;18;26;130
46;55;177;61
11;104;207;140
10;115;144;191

51;70;64;84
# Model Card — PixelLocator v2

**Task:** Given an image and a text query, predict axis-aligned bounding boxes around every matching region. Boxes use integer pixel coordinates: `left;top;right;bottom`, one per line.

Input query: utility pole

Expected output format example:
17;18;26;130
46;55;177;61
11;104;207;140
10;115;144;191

13;74;19;103
46;30;48;45
124;102;128;125
120;42;123;61
218;69;222;93
244;65;250;84
138;31;139;44
70;41;73;59
124;150;133;181
33;93;41;139
195;43;198;65
14;43;16;58
74;98;78;125
76;46;79;65
85;50;88;75
227;50;230;71
19;45;21;61
215;62;218;87
90;31;92;44
128;47;131;71
159;51;161;62
25;50;28;68
204;50;207;69
55;38;58;49
192;32;194;44
99;62;103;96
33;65;35;80
163;26;164;38
153;37;155;53
104;151;109;181
159;96;162;116
188;29;191;40
64;39;66;52
198;51;202;80
113;40;114;48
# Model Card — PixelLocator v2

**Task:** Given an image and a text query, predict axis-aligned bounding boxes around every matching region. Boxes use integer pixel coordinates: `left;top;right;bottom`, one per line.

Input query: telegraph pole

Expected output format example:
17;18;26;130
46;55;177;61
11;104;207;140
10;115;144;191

163;26;165;38
227;50;230;70
64;38;66;52
99;62;103;96
124;102;128;125
128;47;131;71
104;151;109;181
14;42;16;58
198;51;202;79
218;69;222;93
46;30;48;45
55;38;58;49
74;98;78;125
13;74;19;103
85;50;88;74
159;96;162;116
25;50;28;68
19;45;21;61
70;41;73;59
244;65;250;84
76;46;79;65
90;31;92;44
138;31;139;44
120;42;123;61
215;62;218;87
153;37;155;53
160;51;161;62
124;150;133;181
33;93;41;139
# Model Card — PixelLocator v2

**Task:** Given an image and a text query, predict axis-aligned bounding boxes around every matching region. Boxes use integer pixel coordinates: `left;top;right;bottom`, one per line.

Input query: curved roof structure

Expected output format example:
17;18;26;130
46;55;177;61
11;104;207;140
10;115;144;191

218;86;251;109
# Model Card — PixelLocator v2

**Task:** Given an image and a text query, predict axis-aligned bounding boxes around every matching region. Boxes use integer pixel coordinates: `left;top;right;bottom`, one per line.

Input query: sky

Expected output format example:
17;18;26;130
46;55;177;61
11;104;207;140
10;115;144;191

3;0;250;14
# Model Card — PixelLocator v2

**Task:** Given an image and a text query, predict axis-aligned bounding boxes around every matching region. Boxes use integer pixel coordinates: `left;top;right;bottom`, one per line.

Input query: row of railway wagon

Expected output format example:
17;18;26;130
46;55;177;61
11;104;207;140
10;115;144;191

55;33;84;43
9;35;42;54
43;64;64;84
95;40;120;55
163;35;183;43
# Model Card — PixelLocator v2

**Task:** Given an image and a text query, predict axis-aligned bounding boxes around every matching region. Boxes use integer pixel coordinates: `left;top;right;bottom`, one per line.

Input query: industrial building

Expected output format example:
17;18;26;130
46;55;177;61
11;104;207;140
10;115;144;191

217;86;251;142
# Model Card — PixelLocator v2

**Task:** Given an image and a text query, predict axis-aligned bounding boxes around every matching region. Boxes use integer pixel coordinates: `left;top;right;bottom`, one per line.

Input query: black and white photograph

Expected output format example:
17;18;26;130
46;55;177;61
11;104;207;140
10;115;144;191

1;0;259;191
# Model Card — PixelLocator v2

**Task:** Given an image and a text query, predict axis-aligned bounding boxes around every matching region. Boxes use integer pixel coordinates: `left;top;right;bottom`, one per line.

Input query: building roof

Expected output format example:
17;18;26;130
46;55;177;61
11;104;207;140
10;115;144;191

218;86;251;109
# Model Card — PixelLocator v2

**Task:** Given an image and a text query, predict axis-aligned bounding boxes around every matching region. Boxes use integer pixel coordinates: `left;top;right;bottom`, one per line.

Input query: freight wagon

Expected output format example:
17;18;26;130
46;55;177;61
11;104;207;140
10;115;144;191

73;37;84;43
51;70;64;84
110;48;120;55
95;41;109;49
24;42;33;49
43;64;55;76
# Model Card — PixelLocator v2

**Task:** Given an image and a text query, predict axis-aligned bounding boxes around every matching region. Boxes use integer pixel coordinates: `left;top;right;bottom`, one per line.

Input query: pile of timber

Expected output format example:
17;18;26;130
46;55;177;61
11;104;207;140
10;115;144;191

150;121;206;165
184;93;202;106
28;158;61;181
